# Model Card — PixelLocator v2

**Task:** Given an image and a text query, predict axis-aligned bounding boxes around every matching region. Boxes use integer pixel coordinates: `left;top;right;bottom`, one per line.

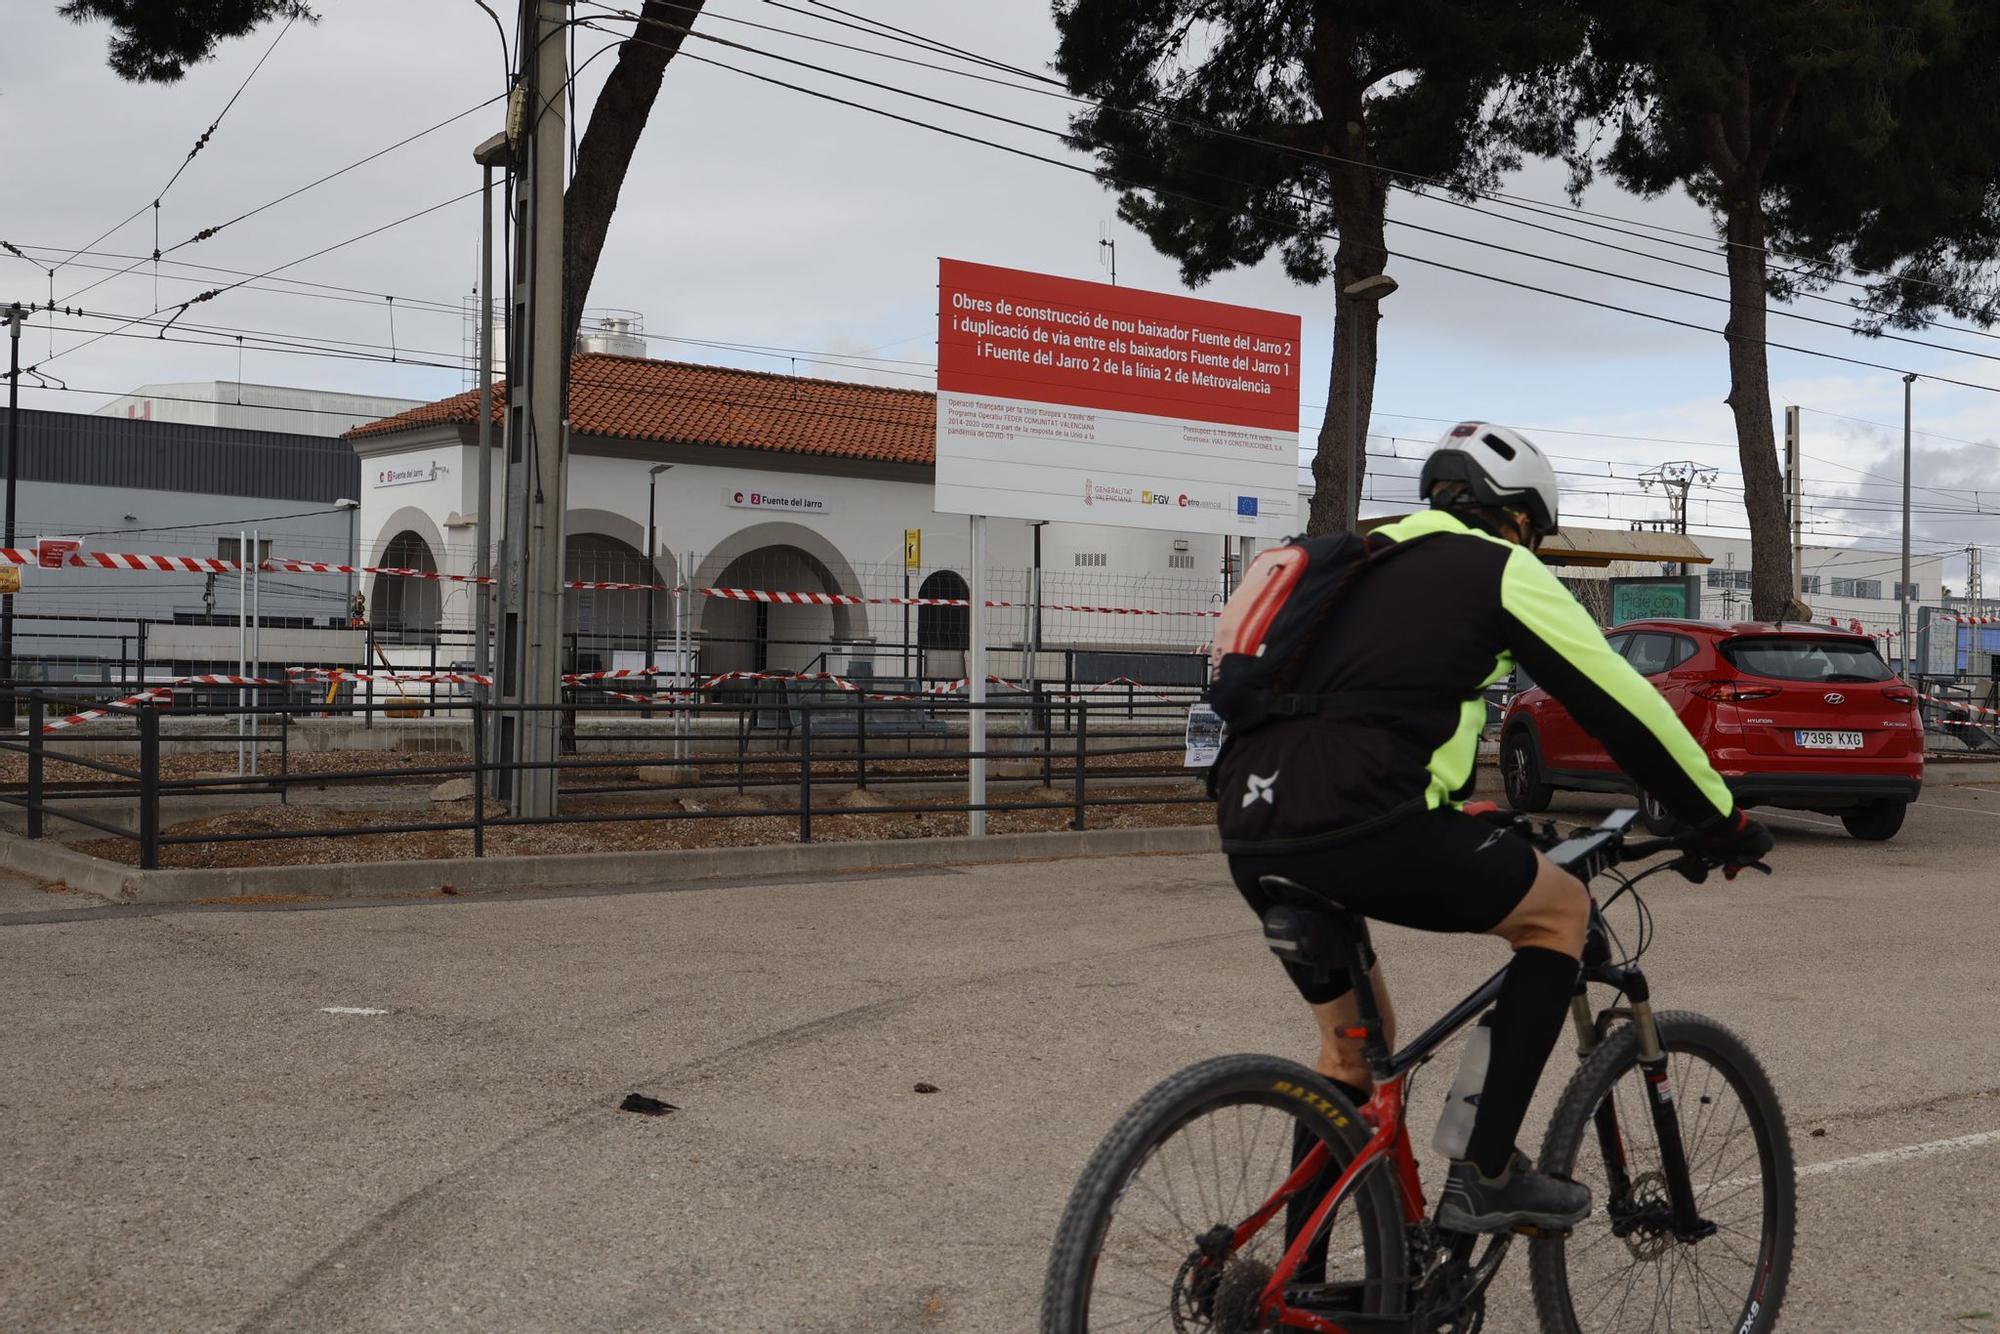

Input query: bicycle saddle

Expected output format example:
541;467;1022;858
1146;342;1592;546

1258;876;1372;975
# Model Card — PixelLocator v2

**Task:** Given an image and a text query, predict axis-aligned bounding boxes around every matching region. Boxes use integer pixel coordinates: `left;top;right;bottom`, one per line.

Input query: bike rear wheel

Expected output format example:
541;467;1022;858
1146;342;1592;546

1041;1054;1407;1332
1530;1011;1795;1333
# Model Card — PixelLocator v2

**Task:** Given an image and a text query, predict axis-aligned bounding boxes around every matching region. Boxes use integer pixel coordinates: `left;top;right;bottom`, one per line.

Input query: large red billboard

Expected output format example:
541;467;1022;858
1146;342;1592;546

934;259;1303;535
937;259;1301;434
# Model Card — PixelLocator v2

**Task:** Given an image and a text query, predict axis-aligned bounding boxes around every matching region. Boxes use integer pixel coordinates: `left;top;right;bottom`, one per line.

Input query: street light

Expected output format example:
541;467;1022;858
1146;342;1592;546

333;498;359;626
1;302;22;729
646;464;672;666
472;131;511;702
1902;373;1916;672
1341;273;1398;532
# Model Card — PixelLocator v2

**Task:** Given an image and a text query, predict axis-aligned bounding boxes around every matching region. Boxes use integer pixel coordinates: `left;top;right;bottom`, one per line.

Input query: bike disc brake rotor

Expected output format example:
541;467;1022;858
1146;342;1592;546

1616;1171;1676;1261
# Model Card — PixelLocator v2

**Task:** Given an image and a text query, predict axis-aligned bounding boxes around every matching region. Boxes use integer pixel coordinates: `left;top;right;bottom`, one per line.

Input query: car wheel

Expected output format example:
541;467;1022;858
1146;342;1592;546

1639;789;1683;836
1841;801;1907;841
1502;729;1552;812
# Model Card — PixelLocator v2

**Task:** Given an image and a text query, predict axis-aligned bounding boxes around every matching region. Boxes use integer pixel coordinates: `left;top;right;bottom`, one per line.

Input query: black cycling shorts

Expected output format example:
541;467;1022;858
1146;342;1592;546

1228;805;1540;1004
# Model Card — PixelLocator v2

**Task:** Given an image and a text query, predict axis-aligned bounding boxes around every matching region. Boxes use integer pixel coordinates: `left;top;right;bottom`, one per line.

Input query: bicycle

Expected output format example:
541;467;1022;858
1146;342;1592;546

1042;807;1796;1332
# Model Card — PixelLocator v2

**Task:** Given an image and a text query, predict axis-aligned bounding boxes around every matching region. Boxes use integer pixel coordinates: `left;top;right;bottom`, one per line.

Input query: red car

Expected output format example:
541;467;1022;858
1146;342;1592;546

1499;619;1923;840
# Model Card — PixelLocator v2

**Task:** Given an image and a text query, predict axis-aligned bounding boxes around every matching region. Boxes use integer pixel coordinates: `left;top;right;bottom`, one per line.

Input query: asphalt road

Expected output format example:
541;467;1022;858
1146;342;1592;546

2;782;1998;1332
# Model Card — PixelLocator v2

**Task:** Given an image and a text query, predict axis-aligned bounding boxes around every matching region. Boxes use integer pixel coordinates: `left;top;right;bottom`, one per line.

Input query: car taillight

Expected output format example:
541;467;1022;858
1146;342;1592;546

1692;682;1780;702
1884;687;1917;706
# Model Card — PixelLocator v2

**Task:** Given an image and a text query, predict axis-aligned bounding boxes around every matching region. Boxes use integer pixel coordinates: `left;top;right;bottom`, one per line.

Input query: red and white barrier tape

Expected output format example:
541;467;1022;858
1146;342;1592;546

698;586;1220;617
39;687;175;733
1948;614;2000;626
288;667;497;687
1922;691;2000;723
7;545;1224;617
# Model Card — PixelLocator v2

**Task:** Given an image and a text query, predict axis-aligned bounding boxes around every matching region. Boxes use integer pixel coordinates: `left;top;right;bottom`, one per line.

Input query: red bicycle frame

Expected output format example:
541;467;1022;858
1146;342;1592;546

1227;1076;1426;1332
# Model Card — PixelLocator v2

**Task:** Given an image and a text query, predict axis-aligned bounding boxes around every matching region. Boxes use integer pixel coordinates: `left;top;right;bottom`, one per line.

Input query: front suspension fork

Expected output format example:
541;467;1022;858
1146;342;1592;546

1579;980;1712;1240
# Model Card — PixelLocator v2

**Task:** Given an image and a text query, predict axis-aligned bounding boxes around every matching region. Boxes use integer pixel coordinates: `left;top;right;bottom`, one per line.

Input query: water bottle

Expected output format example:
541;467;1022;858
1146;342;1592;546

1432;1013;1494;1160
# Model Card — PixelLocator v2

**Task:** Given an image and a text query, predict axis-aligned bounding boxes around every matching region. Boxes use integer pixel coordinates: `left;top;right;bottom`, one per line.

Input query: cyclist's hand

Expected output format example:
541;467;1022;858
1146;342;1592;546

1683;810;1774;881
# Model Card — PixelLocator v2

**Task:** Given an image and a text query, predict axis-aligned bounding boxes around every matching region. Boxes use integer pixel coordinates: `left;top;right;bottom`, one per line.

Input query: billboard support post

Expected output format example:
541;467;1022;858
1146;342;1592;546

969;514;988;837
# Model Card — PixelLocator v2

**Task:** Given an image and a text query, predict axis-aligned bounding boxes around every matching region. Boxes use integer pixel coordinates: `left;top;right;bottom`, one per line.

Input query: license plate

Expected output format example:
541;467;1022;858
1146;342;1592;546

1795;730;1862;750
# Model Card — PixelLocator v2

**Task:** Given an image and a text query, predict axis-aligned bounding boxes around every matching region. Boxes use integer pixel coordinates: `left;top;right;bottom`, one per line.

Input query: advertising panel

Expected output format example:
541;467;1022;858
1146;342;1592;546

934;259;1302;537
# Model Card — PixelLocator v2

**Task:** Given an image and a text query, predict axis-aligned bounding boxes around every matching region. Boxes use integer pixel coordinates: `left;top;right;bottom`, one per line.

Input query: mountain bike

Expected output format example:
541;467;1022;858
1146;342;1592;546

1042;807;1796;1332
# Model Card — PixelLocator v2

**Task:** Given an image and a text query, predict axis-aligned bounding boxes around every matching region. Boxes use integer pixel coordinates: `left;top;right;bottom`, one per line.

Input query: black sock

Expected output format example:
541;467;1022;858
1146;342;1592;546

1286;1078;1368;1283
1463;946;1580;1178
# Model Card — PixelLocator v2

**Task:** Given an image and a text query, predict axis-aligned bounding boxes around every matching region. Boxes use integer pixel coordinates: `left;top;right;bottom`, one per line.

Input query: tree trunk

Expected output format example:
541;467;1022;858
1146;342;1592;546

1720;198;1792;621
1308;221;1388;535
562;0;706;352
1304;20;1391;537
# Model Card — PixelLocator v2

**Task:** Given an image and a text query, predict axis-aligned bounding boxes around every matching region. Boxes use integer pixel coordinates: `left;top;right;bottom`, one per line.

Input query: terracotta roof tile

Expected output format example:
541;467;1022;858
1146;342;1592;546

346;353;936;466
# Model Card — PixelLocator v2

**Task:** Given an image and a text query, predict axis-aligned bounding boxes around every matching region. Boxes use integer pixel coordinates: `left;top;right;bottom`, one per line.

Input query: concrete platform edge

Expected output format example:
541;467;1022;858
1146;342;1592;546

0;824;1222;904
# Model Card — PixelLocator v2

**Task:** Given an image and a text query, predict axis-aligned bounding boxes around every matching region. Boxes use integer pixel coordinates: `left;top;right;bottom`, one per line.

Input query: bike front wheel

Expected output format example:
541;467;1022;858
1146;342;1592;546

1041;1054;1407;1333
1530;1010;1796;1333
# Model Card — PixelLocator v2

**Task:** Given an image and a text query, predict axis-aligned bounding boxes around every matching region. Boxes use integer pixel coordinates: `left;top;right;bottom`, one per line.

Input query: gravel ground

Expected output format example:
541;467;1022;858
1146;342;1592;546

72;782;1214;868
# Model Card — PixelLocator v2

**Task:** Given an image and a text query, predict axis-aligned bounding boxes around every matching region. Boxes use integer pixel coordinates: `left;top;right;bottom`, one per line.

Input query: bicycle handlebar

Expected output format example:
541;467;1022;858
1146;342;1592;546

1618;831;1773;883
1467;804;1771;883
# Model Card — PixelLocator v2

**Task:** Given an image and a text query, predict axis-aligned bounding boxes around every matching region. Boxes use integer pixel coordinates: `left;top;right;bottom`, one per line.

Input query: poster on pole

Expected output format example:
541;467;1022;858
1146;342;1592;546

934;259;1302;537
1184;703;1225;768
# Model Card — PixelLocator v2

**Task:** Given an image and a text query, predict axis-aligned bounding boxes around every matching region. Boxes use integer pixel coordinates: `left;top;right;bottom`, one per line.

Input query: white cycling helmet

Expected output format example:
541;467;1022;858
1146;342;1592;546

1418;421;1560;537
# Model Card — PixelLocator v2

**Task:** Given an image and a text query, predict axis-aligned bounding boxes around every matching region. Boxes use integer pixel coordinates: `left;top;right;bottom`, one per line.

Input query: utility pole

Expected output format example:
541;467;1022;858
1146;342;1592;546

1639;461;1718;577
496;0;569;816
1784;405;1803;602
1;302;21;730
1902;373;1916;669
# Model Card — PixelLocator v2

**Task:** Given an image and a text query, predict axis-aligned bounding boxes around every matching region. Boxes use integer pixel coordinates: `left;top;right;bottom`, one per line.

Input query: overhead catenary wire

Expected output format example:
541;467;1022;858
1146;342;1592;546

30;187;483;373
46;10;300;286
54;92;509;310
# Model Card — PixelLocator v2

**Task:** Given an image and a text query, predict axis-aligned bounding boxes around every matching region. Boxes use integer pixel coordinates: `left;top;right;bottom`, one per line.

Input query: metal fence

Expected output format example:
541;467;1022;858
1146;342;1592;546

0;685;1208;870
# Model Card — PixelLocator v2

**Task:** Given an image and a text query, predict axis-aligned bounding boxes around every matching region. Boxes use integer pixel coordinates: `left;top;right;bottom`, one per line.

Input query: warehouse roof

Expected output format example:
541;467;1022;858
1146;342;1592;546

347;353;936;466
17;408;359;503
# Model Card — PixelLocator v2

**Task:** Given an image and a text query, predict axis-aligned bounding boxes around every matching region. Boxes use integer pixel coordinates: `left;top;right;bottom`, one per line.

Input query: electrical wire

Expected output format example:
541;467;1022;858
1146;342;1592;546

47;10;300;284
789;0;2000;314
30;188;483;372
584;16;2000;376
54;93;507;310
576;19;2000;398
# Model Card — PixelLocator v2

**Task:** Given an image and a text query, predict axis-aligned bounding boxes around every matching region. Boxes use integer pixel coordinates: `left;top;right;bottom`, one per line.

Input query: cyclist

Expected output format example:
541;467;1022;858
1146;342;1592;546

1215;422;1772;1233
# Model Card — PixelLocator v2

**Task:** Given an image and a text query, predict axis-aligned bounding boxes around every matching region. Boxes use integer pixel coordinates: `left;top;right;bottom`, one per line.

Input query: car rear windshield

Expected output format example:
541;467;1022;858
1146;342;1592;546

1720;637;1893;683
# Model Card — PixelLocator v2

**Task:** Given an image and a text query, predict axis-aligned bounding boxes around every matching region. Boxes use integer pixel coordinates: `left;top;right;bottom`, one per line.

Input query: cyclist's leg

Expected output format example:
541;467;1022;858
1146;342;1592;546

1459;852;1587;1177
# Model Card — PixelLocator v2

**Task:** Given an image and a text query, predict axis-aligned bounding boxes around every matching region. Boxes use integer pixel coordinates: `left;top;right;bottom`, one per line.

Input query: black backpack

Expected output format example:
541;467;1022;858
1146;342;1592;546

1207;530;1433;736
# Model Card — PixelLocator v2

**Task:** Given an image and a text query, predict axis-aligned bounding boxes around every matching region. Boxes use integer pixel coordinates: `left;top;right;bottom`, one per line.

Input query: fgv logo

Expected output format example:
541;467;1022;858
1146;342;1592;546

1236;496;1259;517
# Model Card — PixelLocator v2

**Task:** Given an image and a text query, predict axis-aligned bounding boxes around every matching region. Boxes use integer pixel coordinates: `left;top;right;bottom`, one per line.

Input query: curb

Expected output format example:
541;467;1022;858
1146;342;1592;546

0;824;1222;905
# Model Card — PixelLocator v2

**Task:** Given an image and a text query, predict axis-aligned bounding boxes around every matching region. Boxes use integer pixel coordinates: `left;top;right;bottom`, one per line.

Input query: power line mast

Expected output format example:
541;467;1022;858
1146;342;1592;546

1639;460;1718;577
496;0;569;817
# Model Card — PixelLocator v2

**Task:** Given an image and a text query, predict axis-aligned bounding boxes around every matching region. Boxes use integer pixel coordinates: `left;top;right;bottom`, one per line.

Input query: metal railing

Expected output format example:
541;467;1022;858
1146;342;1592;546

0;687;1207;870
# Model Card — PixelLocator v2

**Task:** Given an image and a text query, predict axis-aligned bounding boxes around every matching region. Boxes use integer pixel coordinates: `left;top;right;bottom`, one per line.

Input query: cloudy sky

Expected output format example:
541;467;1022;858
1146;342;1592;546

9;1;2000;582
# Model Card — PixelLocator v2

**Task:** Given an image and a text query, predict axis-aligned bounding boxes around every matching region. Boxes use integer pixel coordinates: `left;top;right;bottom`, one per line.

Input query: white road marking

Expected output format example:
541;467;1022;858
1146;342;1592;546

1710;1128;2000;1192
1797;1128;2000;1179
1914;800;2000;819
1946;786;2000;796
319;1006;389;1016
1756;809;1843;829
